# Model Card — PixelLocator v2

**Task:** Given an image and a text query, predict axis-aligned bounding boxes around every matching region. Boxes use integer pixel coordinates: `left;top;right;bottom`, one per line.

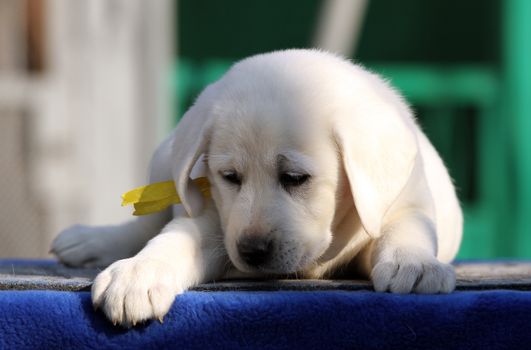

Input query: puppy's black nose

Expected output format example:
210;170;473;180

237;236;273;267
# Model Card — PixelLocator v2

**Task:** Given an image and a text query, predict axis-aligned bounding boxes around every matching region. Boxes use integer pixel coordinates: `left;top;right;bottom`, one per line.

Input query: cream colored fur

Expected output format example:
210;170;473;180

51;49;462;327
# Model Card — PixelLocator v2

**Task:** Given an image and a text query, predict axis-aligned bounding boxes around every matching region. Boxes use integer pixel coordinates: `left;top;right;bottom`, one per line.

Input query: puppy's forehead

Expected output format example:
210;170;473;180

211;85;330;150
207;56;342;169
209;101;327;168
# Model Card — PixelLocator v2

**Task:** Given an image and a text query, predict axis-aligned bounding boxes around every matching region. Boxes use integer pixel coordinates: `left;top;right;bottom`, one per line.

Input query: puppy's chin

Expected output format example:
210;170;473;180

230;257;307;276
228;241;329;276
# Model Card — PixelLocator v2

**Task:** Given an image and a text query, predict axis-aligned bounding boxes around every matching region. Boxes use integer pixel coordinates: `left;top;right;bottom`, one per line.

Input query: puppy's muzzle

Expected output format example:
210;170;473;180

237;235;273;267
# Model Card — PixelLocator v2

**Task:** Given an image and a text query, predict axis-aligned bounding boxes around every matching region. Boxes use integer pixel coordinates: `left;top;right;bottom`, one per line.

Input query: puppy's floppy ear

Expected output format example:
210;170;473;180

334;102;418;238
171;84;217;217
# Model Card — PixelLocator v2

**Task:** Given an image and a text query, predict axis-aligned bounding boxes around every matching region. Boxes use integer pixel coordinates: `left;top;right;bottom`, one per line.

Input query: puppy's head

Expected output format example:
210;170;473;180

206;89;340;273
171;50;418;274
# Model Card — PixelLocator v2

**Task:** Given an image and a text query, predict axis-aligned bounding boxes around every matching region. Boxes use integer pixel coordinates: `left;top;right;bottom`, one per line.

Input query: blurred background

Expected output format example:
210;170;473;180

0;0;529;260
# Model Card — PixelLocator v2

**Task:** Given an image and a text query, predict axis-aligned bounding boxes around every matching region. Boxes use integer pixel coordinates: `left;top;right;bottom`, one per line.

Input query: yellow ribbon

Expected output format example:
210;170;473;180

121;177;211;216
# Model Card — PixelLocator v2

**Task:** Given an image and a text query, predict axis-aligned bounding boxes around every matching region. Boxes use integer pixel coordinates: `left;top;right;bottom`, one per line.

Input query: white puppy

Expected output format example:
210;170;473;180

52;49;462;327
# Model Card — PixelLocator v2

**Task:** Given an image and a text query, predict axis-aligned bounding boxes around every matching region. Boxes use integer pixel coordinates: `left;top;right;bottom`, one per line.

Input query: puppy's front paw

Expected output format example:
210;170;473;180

371;248;455;294
51;225;132;268
92;257;181;327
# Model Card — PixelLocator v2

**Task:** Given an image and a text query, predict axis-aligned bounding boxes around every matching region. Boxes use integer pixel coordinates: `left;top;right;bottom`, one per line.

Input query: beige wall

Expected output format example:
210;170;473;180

0;0;174;258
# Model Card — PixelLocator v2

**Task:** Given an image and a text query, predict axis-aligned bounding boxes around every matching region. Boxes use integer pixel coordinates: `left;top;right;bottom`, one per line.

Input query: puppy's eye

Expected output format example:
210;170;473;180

279;172;310;189
219;170;242;186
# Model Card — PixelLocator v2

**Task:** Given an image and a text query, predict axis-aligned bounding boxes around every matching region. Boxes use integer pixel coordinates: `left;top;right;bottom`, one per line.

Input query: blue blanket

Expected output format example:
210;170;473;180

1;288;530;349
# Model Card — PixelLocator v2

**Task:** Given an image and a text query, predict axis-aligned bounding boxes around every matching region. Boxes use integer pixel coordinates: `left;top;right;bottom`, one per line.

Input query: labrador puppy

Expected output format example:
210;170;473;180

52;49;463;327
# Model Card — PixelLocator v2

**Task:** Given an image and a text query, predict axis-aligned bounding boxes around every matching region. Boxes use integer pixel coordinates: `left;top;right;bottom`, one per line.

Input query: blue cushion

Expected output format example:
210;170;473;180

1;288;531;349
1;259;531;349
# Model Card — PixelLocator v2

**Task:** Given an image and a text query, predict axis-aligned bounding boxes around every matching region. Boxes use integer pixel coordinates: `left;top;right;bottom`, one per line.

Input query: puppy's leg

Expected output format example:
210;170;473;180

363;211;456;294
50;211;171;268
91;203;228;327
52;135;176;268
